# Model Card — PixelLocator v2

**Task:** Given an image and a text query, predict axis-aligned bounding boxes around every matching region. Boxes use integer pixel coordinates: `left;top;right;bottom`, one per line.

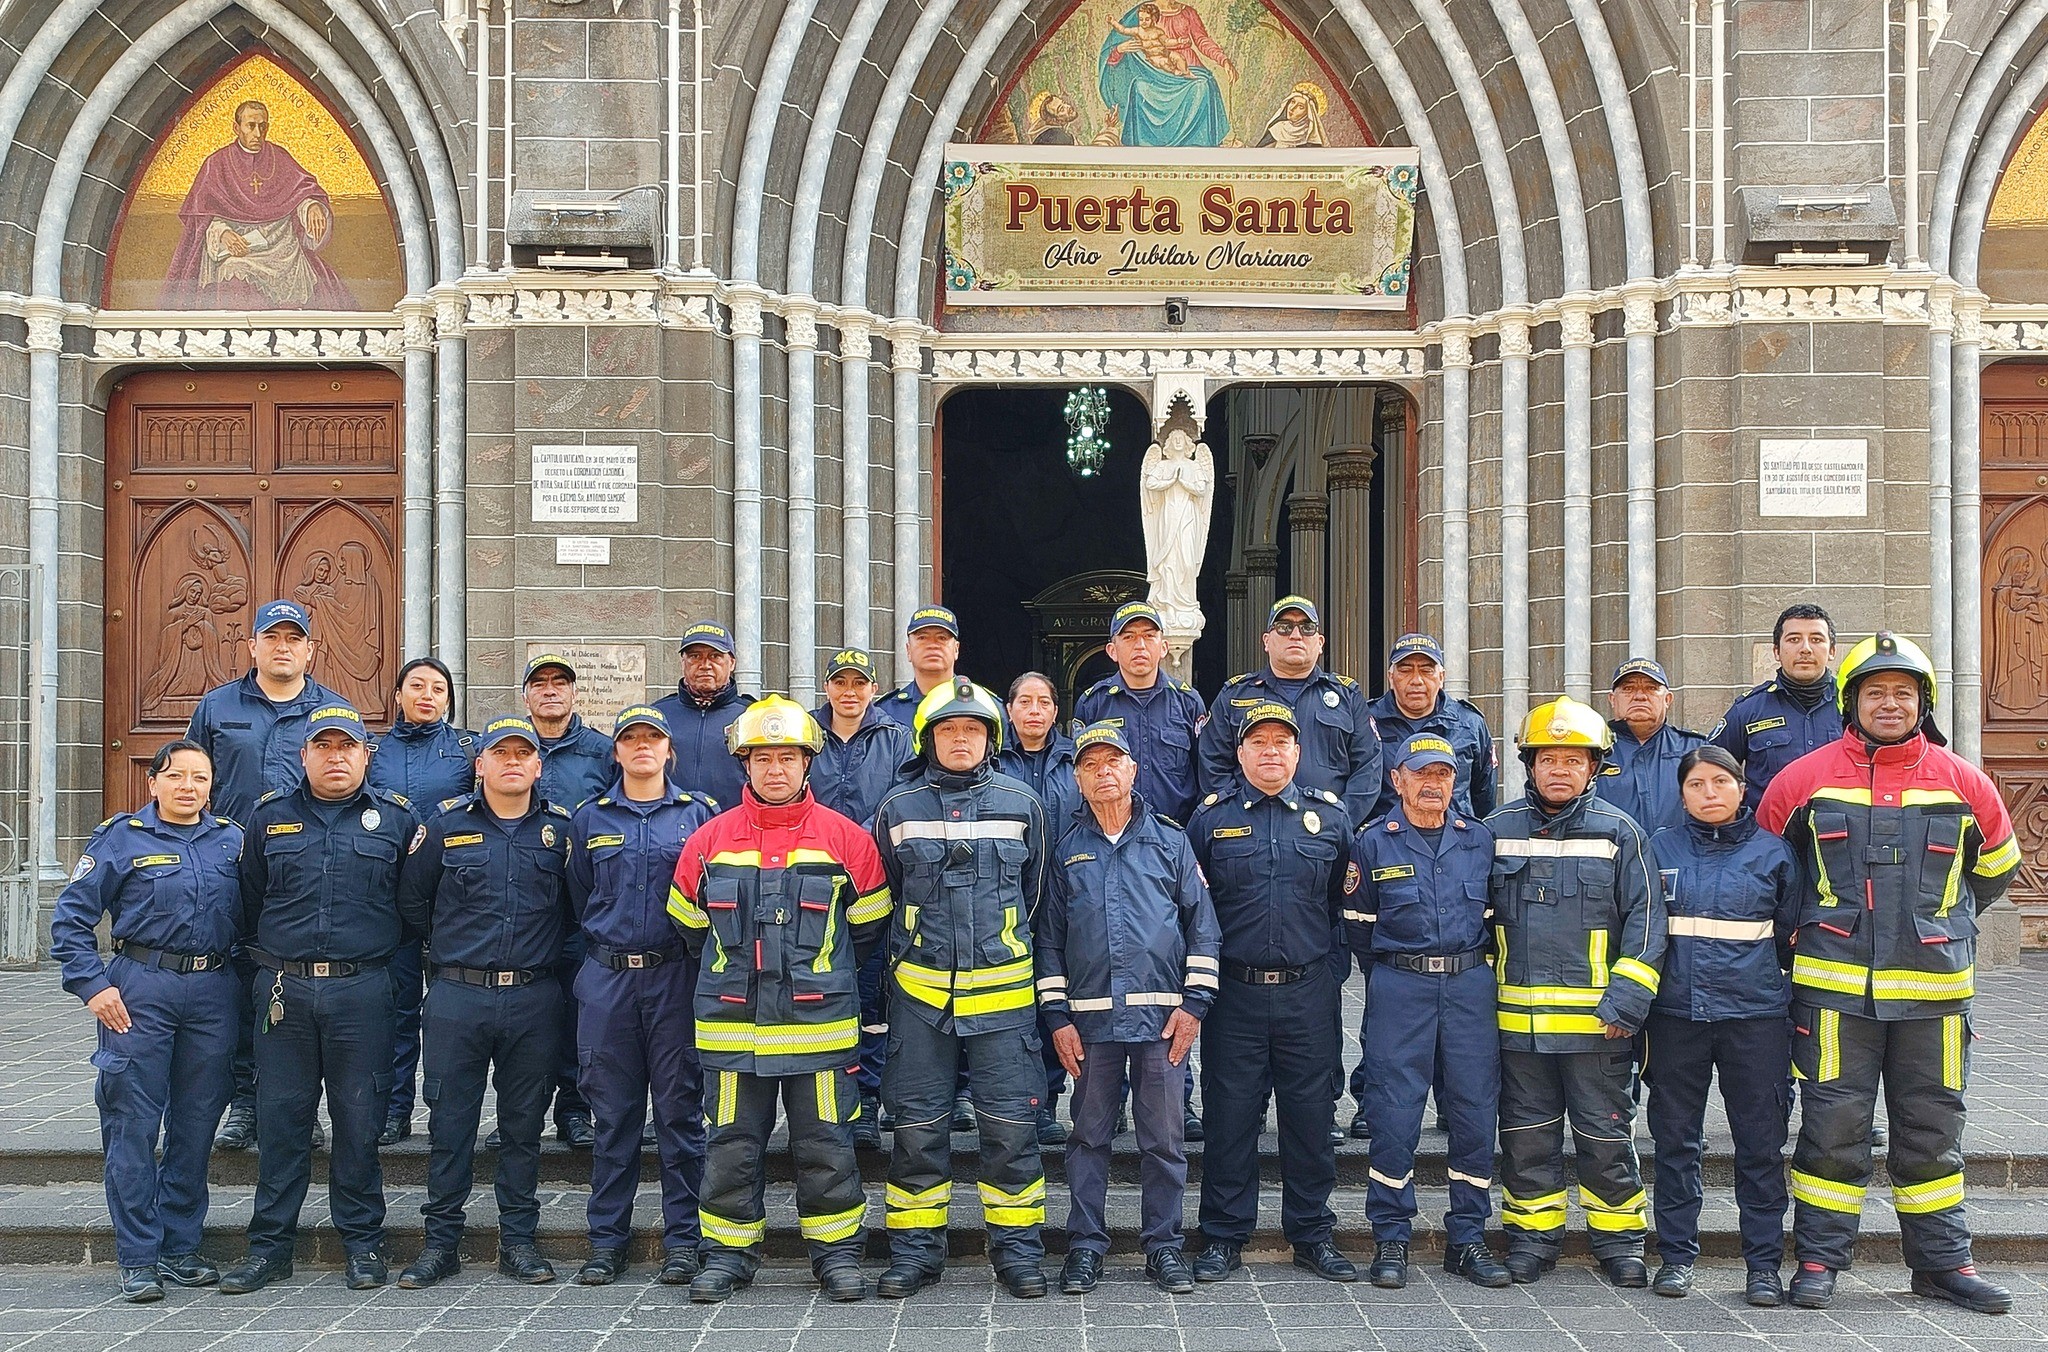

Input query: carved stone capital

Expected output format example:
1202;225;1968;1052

1285;492;1329;530
1242;544;1280;574
837;315;874;361
1437;323;1473;369
1323;444;1378;492
1620;281;1661;336
22;297;64;352
726;285;766;338
782;296;820;350
1496;311;1533;359
1558;301;1596;349
888;323;926;372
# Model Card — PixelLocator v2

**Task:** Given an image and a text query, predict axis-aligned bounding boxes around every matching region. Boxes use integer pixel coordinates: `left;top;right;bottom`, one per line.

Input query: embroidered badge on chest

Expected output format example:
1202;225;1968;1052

1323;690;1339;707
361;808;381;832
1303;811;1322;834
541;824;557;847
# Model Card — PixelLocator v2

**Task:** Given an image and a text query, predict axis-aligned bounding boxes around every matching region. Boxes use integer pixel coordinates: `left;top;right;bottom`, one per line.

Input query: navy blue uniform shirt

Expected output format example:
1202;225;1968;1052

1648;810;1798;1023
367;718;476;806
567;784;717;951
652;680;749;808
874;678;942;729
185;671;347;825
1186;780;1353;970
536;714;615;810
1599;719;1707;839
1708;672;1842;813
395;793;576;973
1198;668;1383;827
50;805;245;1002
1072;675;1207;825
1342;804;1495;963
1364;690;1498;822
238;781;420;963
810;704;913;828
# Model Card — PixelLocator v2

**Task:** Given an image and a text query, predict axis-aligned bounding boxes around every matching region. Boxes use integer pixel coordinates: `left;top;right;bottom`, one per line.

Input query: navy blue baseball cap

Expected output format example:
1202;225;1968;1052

1389;632;1446;667
254;599;311;635
1398;733;1459;772
907;605;960;637
1611;657;1671;689
478;715;542;752
681;621;736;655
1268;595;1320;627
304;703;367;744
613;704;671;736
1109;600;1164;635
522;653;578;684
826;648;879;681
1073;721;1135;761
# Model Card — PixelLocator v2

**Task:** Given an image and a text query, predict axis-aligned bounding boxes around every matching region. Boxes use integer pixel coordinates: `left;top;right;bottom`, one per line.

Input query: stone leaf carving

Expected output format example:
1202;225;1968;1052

932;350;975;379
95;331;139;359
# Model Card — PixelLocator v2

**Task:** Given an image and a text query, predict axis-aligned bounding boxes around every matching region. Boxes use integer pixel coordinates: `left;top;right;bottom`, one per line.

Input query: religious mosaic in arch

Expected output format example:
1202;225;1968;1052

981;0;1373;149
103;49;403;312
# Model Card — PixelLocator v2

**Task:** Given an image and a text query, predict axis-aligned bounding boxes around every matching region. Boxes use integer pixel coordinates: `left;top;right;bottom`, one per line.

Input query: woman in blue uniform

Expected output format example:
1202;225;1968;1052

50;740;245;1302
1644;744;1799;1306
566;705;717;1287
366;656;475;1145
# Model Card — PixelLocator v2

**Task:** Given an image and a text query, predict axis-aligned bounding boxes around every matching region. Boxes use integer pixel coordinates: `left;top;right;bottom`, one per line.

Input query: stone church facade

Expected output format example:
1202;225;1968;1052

1;0;2046;954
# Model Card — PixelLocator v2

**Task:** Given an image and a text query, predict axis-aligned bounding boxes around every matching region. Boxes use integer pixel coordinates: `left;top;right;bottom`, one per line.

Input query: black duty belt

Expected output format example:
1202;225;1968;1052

249;949;387;979
1377;949;1486;976
436;964;544;988
1223;960;1311;986
592;945;681;971
115;942;227;974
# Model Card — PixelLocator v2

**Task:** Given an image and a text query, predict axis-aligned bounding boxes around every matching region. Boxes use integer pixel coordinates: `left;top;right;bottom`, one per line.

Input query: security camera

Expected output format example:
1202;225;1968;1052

1164;297;1189;326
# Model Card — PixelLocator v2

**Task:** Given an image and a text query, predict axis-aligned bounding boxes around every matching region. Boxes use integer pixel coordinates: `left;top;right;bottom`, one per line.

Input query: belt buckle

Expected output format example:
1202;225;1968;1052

1259;969;1282;985
626;954;645;969
1426;955;1447;974
496;970;516;987
312;962;332;978
191;955;210;972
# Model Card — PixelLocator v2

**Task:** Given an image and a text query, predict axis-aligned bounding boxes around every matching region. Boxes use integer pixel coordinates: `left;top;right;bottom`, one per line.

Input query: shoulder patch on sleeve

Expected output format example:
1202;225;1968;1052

409;824;428;854
437;796;465;812
70;853;96;881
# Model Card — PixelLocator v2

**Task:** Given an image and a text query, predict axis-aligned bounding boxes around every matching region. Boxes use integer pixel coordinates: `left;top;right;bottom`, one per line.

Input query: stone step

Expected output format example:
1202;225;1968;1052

7;1179;2048;1268
8;1126;2045;1191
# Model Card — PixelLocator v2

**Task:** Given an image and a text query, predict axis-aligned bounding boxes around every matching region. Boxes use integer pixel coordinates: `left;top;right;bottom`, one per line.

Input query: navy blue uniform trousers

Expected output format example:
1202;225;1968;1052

249;967;395;1259
419;976;564;1251
1644;1012;1789;1269
1361;963;1498;1246
1067;1039;1188;1256
1198;960;1341;1247
93;957;240;1268
574;957;706;1251
386;940;426;1121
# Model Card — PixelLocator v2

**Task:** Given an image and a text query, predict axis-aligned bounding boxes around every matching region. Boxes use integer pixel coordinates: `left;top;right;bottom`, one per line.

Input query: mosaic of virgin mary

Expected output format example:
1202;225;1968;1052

1098;1;1238;147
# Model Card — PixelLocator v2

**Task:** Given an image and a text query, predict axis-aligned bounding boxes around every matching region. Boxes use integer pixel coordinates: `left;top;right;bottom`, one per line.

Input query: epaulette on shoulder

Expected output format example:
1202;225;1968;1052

456;732;475;746
546;802;573;818
92;814;121;835
1314;786;1343;804
1223;671;1254;687
1152;812;1183;832
379;789;411;808
697;794;722;812
1197;791;1221;810
254;789;283;807
1673;726;1708;741
1454;696;1487;716
1171;677;1196;693
437;795;468;813
1334;674;1358;688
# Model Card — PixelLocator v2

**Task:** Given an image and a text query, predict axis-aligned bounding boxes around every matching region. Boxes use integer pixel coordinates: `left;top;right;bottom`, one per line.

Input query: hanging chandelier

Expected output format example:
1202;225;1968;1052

1064;386;1112;477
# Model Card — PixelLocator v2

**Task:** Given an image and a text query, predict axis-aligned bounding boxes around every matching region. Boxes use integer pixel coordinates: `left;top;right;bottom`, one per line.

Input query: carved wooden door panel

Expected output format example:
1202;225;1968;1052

104;369;403;815
1980;362;2048;946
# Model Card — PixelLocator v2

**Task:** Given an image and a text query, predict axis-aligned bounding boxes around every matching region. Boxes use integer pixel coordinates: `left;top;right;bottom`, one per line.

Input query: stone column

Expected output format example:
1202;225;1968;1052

1285;493;1327;612
1224;569;1248;674
1322;443;1378;679
1242;544;1279;657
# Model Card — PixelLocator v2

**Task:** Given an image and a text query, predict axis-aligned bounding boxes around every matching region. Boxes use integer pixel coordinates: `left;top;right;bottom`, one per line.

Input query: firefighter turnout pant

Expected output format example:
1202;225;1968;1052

1499;1044;1648;1261
881;1015;1046;1275
699;1068;867;1278
1790;1004;1972;1272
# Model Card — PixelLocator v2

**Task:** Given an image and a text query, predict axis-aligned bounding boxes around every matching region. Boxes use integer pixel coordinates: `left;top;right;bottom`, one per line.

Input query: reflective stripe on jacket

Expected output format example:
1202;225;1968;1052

1647;810;1796;1022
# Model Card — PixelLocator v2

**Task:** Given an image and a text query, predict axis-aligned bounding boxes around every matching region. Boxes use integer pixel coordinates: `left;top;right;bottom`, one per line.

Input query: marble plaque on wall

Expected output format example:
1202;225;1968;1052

525;641;647;730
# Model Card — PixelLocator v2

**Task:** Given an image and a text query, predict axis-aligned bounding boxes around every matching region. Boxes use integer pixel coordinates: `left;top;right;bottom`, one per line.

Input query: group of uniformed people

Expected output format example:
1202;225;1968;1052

51;593;2022;1318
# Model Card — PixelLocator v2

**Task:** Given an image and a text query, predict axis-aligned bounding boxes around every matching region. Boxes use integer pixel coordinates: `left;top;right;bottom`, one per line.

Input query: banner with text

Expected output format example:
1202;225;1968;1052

941;145;1418;309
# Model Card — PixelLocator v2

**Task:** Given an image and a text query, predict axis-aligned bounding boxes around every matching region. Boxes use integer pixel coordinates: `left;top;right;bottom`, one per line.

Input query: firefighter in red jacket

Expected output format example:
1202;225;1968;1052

1759;634;2022;1316
668;696;892;1304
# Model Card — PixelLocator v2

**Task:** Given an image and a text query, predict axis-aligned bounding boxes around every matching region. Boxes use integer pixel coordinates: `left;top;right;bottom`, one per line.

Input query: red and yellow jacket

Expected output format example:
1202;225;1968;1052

669;788;891;1075
1759;729;2019;1020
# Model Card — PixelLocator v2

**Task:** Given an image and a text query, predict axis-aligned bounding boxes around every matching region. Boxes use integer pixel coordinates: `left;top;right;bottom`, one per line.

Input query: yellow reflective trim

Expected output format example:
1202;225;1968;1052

1497;983;1606;1008
669;884;708;929
886;1209;947;1229
1790;1169;1866;1215
1497;1011;1608;1036
713;1070;738;1127
799;1202;867;1243
886;1181;952;1208
895;957;1036;991
1499;1187;1569;1231
701;1210;767;1246
707;849;766;867
1792;954;1869;996
984;1205;1046;1227
1892;1172;1965;1215
999;905;1028;960
1611;956;1660;994
1817;1008;1841;1084
1943;1014;1966;1092
813;898;839;974
1495;924;1507;973
1936;822;1970;918
816;1071;839;1124
1587;929;1609;987
1810;787;1874;806
978;1178;1046;1207
695;1018;861;1054
847;887;892;925
786;849;849;868
1976;834;2021;878
1900;789;1967;806
1871;966;1974;1001
954;985;1037;1017
1580;1187;1648;1231
1810;831;1846;911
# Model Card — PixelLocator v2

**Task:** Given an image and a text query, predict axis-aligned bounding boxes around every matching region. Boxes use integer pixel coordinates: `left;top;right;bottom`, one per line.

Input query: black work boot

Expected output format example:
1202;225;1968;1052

1911;1266;2012;1315
1369;1240;1409;1289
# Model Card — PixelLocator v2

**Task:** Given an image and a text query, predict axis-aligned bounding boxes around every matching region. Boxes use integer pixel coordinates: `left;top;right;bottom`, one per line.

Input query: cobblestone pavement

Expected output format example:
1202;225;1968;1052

0;1260;2046;1352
